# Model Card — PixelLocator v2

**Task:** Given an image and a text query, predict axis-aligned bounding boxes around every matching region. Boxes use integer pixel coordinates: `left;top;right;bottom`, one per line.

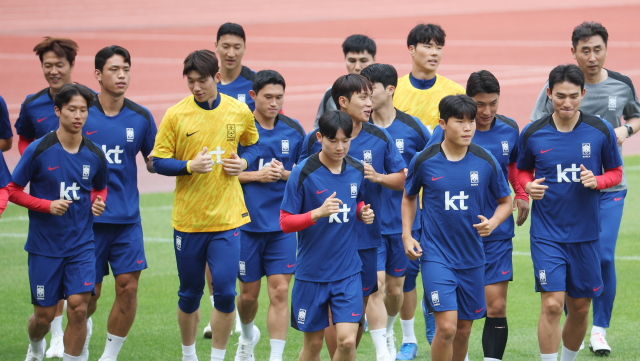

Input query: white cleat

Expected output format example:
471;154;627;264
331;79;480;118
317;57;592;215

234;325;260;361
81;317;93;361
376;353;393;361
25;339;46;361
589;333;611;356
98;357;117;361
580;341;585;350
45;334;64;358
203;322;212;339
387;332;397;358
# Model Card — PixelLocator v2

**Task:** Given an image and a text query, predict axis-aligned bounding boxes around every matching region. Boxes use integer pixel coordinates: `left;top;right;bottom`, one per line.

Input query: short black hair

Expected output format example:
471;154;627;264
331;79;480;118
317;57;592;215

548;64;585;92
360;64;398;89
342;35;376;57
54;84;95;109
95;45;131;72
33;37;79;65
407;24;446;48
252;70;286;94
183;50;219;79
217;22;246;43
466;70;500;97
439;94;477;123
318;110;353;139
572;21;608;49
331;74;372;107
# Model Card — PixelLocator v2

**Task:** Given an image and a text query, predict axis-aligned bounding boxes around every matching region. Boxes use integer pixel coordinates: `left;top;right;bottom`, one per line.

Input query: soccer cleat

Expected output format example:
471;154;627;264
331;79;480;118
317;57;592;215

387;331;397;358
45;334;64;358
81;317;93;361
589;333;611;356
421;298;435;345
203;322;212;339
580;341;585;350
25;339;46;361
234;325;261;361
98;357;117;361
396;343;418;360
376;353;393;361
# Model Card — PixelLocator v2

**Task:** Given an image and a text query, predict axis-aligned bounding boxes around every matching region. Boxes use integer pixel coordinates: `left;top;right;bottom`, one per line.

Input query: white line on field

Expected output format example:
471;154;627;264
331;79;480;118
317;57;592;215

0;216;29;222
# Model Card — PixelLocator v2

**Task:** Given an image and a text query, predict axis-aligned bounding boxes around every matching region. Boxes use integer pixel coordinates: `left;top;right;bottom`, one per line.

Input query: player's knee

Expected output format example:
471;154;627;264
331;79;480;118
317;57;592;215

116;280;139;304
66;302;88;323
541;296;564;317
600;254;614;270
239;289;259;305
487;299;507;318
33;312;54;328
455;322;472;340
178;290;204;314
569;301;591;319
305;335;324;353
269;283;289;306
337;333;356;351
386;284;403;300
436;321;457;341
213;291;236;314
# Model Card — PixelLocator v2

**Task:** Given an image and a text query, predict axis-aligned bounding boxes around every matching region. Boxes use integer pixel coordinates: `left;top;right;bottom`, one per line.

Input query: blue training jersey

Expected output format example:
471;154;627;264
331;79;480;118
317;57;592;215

428;115;520;241
281;153;365;282
374;110;430;235
517;112;622;243
405;143;511;269
217;66;255;111
0;95;13;139
85;98;157;224
0;150;12;188
240;114;305;232
12;132;109;257
300;122;406;249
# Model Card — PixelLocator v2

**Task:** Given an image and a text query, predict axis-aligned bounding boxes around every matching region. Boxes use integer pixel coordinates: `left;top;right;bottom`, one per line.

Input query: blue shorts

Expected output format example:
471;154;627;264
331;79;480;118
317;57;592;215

29;249;96;307
239;230;296;283
377;234;410;277
530;236;603;299
174;228;241;314
291;273;363;332
484;239;513;285
402;230;422;292
359;248;378;297
94;222;147;284
421;261;486;321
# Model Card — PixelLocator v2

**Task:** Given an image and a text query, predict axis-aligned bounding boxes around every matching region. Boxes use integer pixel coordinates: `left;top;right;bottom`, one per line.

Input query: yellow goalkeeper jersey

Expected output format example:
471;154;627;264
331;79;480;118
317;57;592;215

153;94;259;233
393;73;465;133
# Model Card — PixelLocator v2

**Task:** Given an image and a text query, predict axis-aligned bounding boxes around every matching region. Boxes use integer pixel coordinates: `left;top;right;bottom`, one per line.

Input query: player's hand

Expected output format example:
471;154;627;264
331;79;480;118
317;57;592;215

358;204;375;224
513;198;530;226
221;152;246;176
256;162;282;183
50;199;72;216
311;192;342;220
362;162;381;183
525;177;548;200
271;159;286;179
614;126;629;146
191;147;213;174
402;234;422;261
92;196;105;216
473;215;496;237
580;164;598;189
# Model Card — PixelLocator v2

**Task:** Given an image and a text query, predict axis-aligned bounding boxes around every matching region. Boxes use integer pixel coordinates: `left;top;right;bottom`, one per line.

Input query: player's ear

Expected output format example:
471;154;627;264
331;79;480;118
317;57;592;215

439;118;446;130
249;90;257;101
408;45;415;56
581;88;586;98
214;72;221;84
387;85;395;97
70;60;75;72
571;47;577;60
54;106;61;118
339;96;349;109
94;69;102;83
316;131;322;142
546;87;552;99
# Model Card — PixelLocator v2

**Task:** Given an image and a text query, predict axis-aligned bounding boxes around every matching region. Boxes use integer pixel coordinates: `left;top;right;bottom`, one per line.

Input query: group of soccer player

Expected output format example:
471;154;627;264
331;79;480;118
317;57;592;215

0;18;637;361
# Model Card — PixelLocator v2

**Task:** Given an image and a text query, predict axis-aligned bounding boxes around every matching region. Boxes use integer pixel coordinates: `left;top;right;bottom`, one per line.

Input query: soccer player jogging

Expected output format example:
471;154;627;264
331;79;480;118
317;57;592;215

232;70;306;361
280;110;374;361
403;94;513;361
80;45;156;361
314;35;376;127
7;84;108;361
359;63;430;361
215;22;256;111
530;22;640;356
300;74;406;359
519;64;623;361
152;49;259;361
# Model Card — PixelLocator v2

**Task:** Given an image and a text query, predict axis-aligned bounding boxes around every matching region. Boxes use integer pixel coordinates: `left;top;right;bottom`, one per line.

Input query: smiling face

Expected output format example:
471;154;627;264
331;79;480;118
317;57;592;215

471;92;499;130
41;51;74;93
339;89;372;123
572;35;607;79
55;94;89;135
216;34;246;72
186;70;220;103
95;54;130;97
547;81;585;121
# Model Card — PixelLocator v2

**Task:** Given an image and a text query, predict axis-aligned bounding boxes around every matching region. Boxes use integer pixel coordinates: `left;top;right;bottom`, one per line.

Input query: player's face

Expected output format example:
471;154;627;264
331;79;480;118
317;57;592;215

410;40;442;74
317;128;351;162
441;115;475;147
547;81;585;121
95;54;130;97
186;70;220;103
572;35;607;78
55;95;89;134
340;90;372;123
216;35;246;71
41;51;74;92
345;51;375;75
370;82;392;111
472;93;499;129
252;84;284;119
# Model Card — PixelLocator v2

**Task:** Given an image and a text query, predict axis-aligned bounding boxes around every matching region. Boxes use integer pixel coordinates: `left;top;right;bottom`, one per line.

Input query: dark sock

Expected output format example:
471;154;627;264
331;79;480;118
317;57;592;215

482;317;508;360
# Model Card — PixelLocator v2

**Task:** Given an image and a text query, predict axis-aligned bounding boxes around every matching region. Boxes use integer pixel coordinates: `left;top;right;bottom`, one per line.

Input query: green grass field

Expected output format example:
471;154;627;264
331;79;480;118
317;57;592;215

2;157;640;360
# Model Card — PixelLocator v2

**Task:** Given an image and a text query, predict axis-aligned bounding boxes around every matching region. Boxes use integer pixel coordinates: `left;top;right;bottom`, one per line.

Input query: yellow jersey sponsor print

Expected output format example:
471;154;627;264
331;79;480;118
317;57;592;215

153;94;259;232
393;74;465;133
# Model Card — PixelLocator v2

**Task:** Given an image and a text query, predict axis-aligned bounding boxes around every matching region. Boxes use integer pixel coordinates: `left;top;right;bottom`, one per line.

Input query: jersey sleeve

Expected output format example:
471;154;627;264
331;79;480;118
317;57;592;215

239;110;259;147
0;96;13;139
11;142;37;187
414;116;431;150
153;109;177;159
14;99;35;139
404;153;424;197
488;153;512;200
622;82;640;120
299;132;314;161
141;113;157;158
384;128;406;173
426;124;444;147
357;175;366;204
293;129;306;164
601;122;624;169
530;82;553;122
280;165;304;214
92;152;109;191
516;124;535;170
509;131;520;164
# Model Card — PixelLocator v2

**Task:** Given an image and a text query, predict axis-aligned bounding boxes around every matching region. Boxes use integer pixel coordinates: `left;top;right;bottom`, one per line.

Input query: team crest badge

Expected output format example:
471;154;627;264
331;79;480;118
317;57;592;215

175;236;182;251
470;171;479;185
609;96;617;109
396;139;404;153
363;150;372;164
82;165;90;180
126;128;134;142
227;124;236;141
239;261;246;276
281;140;289;154
539;270;547;285
37;285;45;300
238;94;246;103
298;309;307;324
582;143;591;158
501;141;509;155
350;183;357;198
431;291;440;306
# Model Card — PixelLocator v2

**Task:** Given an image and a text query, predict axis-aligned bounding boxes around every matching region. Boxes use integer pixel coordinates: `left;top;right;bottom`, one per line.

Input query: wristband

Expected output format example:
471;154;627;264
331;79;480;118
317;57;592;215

624;124;633;137
186;160;192;173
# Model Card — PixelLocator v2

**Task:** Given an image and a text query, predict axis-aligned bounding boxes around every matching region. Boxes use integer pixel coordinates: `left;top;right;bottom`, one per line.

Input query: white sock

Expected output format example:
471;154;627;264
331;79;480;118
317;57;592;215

101;333;126;358
370;328;389;357
210;347;225;360
386;314;398;335
29;336;45;354
559;346;579;361
240;320;255;341
540;352;558;361
62;353;80;361
591;325;606;337
210;295;214;308
182;343;198;361
400;317;417;344
269;339;286;361
51;316;64;336
464;354;469;361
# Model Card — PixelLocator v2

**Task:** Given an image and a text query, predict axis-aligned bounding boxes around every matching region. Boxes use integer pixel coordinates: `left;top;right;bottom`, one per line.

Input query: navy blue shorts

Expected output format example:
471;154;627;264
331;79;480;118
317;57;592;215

291;273;363;332
402;230;422;292
484;239;513;285
239;230;296;283
94;222;147;284
421;261;486;320
377;233;410;277
359;248;378;297
530;236;603;299
29;249;96;307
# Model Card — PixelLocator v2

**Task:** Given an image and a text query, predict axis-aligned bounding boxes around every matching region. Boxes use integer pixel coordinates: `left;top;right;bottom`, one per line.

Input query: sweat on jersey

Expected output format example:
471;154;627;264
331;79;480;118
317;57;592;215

0;95;13;139
300;122;406;249
517;112;622;243
217;66;256;111
530;70;640;192
11;132;109;257
427;115;521;241
85;98;157;224
280;153;365;282
405;143;511;269
240;114;306;232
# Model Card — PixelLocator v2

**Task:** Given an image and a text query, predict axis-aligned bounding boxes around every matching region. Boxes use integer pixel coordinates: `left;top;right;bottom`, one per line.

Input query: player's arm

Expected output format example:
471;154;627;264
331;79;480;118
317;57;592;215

238;161;283;184
363;165;406;191
508;163;530;226
90;153;109;216
7;182;70;215
614;84;640;145
141;115;158;173
0;185;8;217
0;97;12;152
582;124;624;190
14;102;36;155
223;111;260;176
615;117;640;145
401;155;423;260
474;195;512;237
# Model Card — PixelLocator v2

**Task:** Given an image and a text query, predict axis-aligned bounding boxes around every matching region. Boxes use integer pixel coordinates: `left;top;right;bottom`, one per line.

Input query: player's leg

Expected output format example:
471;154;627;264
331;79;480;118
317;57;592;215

300;330;324;361
454;266;486;361
325;308;338;358
431;311;458;361
28;305;57;359
334;323;359;361
397;256;419;360
452;319;474;361
482;239;513;360
357;248;378;349
292;278;330;361
65;292;92;356
63;248;97;359
203;263;214;338
45;300;66;358
367;238;390;360
329;273;364;361
383;233;410;357
562;296;591;356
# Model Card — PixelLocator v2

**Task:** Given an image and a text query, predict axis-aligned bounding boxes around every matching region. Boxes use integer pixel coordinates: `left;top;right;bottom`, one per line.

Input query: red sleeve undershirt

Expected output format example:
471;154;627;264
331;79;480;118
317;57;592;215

91;187;108;203
518;168;535;191
517;166;623;191
7;182;51;213
18;136;34;155
0;186;8;218
508;162;529;202
280;201;366;233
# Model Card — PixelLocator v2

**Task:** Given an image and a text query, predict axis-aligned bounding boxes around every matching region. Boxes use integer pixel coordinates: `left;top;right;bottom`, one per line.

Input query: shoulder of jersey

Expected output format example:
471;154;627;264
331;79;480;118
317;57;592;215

521;114;552;146
344;154;365;174
468;143;498;174
123;98;153;127
219;93;252;113
581;112;614;144
82;136;108;163
23;88;50;108
28;132;55;161
437;74;464;89
606;69;638;98
495;114;519;133
394;109;428;142
362;122;390;144
278;114;305;138
412;143;441;171
239;66;255;81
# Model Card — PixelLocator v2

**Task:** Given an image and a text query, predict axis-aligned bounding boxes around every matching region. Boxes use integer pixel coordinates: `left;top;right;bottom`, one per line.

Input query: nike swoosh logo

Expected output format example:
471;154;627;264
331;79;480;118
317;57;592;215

593;285;603;292
541;149;552;154
432;176;443;181
234;231;240;236
317;189;328;194
84;282;93;286
186;131;199;137
287;263;296;268
352;312;361;317
86;130;98;135
395;268;406;272
48;166;60;171
137;260;144;264
476;307;485;313
502;270;511;275
363;285;372;291
614;197;622;201
37;117;47;123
